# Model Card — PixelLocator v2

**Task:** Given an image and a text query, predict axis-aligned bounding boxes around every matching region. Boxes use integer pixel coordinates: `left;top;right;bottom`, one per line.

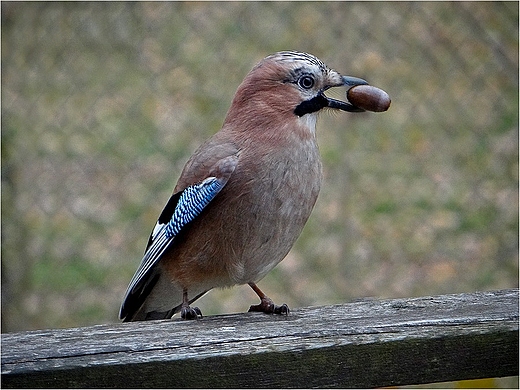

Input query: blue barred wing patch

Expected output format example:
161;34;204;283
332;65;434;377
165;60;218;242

165;178;223;238
123;177;224;298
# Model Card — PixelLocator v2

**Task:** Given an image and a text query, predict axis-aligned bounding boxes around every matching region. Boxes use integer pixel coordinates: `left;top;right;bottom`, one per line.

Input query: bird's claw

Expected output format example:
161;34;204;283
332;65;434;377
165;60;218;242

180;306;203;320
273;303;290;315
248;298;290;315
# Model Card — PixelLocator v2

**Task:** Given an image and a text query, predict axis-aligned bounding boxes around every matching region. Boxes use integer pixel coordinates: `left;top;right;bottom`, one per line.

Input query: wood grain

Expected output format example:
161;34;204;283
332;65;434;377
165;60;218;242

2;289;518;388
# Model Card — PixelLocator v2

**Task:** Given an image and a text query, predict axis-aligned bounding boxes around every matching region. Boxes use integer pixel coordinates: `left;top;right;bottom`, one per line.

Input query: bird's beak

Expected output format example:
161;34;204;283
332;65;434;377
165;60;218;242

324;75;368;112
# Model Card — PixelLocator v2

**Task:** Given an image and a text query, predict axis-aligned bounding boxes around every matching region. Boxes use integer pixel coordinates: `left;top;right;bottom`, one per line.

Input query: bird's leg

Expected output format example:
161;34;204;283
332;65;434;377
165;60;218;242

248;282;290;315
180;288;203;320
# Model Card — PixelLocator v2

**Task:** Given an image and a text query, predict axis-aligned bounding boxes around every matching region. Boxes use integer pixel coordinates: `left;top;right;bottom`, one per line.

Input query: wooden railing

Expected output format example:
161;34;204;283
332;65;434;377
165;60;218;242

2;289;518;388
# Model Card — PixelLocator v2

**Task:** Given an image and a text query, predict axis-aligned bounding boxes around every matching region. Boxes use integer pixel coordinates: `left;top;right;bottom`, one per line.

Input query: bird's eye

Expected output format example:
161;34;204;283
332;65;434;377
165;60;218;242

298;75;315;90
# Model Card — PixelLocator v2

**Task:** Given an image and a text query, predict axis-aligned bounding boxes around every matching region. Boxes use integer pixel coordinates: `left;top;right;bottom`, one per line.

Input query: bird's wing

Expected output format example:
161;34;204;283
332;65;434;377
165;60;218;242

119;154;239;320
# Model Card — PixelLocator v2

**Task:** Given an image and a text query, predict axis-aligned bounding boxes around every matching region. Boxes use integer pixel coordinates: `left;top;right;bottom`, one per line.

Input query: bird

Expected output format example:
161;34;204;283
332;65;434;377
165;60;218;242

119;50;369;321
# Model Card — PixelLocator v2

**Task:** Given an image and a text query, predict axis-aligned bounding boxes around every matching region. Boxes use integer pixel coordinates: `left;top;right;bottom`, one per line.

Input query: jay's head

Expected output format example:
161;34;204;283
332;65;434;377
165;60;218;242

224;51;368;132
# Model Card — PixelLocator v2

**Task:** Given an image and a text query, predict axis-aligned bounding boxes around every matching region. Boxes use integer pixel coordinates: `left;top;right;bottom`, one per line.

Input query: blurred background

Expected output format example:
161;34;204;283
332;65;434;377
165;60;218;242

2;1;518;339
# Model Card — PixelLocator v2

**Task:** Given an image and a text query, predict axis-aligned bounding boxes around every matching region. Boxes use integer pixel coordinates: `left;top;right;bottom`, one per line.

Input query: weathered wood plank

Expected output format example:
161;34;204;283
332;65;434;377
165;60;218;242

2;289;518;388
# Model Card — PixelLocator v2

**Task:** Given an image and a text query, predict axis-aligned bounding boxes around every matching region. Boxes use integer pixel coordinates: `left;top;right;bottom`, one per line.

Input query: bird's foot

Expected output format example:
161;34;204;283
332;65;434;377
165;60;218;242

248;297;290;315
180;305;203;320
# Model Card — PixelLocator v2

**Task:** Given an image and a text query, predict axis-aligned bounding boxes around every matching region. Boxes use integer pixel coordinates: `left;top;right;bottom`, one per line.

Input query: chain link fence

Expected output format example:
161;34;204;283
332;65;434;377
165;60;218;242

2;2;518;337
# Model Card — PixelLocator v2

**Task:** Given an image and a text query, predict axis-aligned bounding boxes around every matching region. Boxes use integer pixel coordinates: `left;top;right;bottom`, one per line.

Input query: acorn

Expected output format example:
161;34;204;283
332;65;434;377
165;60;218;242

347;85;391;112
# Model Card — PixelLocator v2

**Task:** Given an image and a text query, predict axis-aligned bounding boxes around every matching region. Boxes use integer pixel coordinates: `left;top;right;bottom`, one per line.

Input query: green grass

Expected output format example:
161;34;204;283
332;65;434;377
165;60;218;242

1;2;518;336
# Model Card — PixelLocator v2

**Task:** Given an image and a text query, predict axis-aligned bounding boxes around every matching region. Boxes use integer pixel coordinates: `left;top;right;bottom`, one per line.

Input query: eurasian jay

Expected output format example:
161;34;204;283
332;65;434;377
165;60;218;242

120;51;373;321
